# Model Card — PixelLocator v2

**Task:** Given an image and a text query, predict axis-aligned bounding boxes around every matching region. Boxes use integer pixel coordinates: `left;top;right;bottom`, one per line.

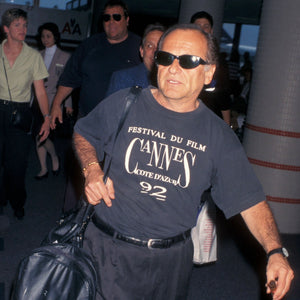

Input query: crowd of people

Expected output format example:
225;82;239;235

0;1;294;299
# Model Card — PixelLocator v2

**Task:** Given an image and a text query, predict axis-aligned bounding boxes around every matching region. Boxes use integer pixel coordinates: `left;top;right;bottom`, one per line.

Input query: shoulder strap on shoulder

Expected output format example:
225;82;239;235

122;85;142;122
78;88;142;227
103;86;142;182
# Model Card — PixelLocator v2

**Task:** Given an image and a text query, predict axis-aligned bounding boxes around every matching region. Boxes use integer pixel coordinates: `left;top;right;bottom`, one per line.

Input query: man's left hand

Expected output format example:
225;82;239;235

266;254;294;300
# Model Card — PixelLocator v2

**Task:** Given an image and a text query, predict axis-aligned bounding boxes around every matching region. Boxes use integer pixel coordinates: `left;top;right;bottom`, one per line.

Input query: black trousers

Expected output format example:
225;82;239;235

62;145;84;212
83;222;194;300
62;111;84;213
0;101;31;211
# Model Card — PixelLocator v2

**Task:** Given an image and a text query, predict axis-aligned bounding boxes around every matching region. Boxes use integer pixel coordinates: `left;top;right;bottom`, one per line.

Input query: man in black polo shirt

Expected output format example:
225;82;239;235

50;0;141;121
50;0;141;212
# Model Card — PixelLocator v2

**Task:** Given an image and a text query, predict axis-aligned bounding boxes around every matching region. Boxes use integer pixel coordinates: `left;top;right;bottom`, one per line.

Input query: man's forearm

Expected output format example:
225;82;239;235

73;132;99;171
241;200;282;253
73;132;113;206
52;86;73;109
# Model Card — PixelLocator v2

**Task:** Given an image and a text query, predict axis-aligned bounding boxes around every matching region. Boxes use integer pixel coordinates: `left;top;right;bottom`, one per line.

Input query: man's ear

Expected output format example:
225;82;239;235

204;64;216;85
139;46;144;58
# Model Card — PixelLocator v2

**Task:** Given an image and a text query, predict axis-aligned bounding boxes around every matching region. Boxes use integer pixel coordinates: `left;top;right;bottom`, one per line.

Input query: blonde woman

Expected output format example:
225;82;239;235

0;8;50;219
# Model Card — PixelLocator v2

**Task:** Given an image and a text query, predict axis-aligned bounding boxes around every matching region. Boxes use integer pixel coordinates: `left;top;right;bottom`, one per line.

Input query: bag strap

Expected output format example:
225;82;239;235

103;85;142;182
79;86;142;233
2;57;13;102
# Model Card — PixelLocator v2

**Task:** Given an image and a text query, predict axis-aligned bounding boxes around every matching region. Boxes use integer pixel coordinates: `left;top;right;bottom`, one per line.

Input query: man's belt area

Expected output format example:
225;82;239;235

92;214;191;249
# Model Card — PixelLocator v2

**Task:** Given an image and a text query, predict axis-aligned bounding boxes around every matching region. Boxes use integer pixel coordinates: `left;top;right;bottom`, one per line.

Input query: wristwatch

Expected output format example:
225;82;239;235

267;247;289;259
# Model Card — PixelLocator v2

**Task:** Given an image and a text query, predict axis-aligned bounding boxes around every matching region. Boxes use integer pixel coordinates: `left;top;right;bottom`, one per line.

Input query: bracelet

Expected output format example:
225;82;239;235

43;114;51;118
82;161;99;173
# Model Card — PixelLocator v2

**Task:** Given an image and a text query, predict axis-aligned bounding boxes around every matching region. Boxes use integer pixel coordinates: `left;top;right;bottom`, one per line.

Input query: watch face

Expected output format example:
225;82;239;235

282;247;289;257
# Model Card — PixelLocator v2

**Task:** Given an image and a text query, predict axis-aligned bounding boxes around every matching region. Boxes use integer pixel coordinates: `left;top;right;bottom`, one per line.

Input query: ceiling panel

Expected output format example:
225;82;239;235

128;0;263;25
223;0;263;25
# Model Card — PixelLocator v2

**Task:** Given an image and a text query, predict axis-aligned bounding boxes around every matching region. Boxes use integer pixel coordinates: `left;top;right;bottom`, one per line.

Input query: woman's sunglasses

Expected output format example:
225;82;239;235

155;50;209;69
103;14;123;22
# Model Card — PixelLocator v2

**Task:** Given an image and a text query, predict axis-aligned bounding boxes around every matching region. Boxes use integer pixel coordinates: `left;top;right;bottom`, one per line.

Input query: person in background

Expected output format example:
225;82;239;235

190;11;231;125
0;8;50;219
106;23;165;96
231;66;253;141
240;51;252;77
50;0;141;123
50;0;141;212
73;24;294;299
33;22;73;179
190;10;214;34
227;48;241;97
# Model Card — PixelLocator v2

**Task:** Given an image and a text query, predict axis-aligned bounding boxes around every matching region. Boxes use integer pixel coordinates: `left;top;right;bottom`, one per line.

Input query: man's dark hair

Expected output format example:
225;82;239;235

104;0;129;18
142;23;166;47
157;23;218;65
190;11;213;28
37;22;61;47
1;8;27;28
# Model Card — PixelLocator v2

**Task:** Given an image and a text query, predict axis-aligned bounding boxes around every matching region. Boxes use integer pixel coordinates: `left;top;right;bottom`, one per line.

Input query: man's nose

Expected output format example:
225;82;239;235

150;48;156;57
168;58;181;72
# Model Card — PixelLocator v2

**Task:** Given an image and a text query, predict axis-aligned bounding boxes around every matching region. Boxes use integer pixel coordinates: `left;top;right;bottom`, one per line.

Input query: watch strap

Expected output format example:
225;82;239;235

267;247;289;259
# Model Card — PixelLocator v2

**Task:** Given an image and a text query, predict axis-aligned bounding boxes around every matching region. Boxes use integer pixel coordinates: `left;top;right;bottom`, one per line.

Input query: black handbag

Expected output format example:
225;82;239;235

11;86;142;300
10;105;33;133
2;57;33;133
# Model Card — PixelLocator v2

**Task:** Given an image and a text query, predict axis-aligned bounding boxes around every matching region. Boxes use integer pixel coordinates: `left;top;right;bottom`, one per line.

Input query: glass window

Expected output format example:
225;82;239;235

73;0;79;8
38;0;90;10
220;23;235;56
39;0;70;9
220;23;259;59
240;24;259;56
0;0;33;5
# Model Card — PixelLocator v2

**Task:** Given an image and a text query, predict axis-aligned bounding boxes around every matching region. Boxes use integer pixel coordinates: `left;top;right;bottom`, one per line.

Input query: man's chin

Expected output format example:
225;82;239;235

106;31;128;43
161;91;183;102
163;87;184;98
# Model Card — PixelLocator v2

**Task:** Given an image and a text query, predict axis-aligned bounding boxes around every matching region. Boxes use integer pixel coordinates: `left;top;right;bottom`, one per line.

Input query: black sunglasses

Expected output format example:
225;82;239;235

103;14;123;22
155;50;209;69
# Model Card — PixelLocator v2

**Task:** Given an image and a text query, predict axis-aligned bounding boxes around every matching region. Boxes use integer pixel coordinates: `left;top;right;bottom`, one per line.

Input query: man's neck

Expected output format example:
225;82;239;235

107;33;128;44
151;89;200;113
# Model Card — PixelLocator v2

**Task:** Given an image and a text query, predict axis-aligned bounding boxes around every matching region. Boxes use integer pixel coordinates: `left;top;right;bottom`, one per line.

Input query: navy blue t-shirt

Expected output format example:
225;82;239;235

75;87;265;239
58;32;141;115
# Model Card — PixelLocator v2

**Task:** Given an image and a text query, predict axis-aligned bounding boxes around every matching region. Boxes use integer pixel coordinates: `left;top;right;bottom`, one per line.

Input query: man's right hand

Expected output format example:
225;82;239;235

50;104;63;129
50;86;74;129
84;168;115;207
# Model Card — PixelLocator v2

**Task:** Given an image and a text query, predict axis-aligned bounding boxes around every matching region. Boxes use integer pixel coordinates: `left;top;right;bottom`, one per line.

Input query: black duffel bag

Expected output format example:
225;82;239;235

11;201;97;300
11;86;142;300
